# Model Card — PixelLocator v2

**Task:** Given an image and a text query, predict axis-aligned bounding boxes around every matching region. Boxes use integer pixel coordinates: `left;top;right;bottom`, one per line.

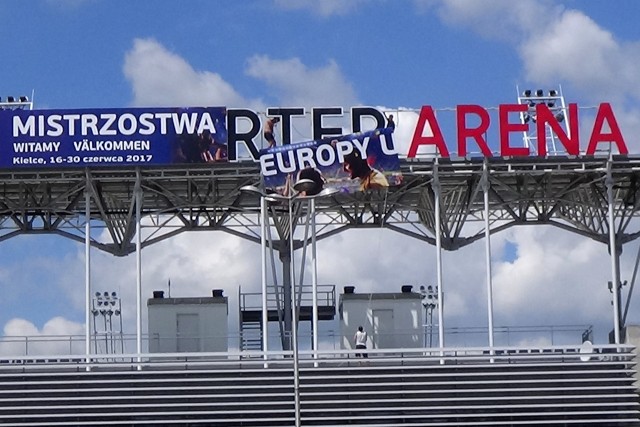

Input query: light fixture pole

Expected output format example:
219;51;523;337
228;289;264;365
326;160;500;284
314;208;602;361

310;197;319;364
240;179;311;427
91;291;123;354
259;195;268;365
419;285;438;348
286;189;301;427
241;177;337;427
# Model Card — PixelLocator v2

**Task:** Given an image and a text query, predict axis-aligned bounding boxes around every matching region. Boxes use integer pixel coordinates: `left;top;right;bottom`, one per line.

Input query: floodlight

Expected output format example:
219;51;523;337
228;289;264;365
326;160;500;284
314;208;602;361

316;187;339;197
549;90;557;97
523;113;531;124
547;100;555;108
292;178;316;193
19;96;28;102
299;187;339;200
264;194;285;203
239;184;264;195
7;96;14;102
523;90;531;97
555;112;565;122
95;291;101;297
535;89;543;97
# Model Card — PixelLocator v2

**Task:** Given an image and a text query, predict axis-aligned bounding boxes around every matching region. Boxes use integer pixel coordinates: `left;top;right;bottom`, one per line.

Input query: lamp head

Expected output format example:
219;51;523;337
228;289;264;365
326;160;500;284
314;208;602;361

292;178;316;194
240;184;265;196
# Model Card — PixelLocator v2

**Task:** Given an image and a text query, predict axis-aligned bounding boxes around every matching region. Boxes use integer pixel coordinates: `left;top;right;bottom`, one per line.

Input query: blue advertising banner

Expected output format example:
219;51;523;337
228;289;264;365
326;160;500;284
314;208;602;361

0;107;228;168
259;127;401;194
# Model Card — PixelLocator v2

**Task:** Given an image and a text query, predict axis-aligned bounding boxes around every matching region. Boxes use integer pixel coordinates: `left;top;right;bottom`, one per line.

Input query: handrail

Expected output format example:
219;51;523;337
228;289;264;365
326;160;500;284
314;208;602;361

0;343;633;371
240;284;336;311
0;323;604;357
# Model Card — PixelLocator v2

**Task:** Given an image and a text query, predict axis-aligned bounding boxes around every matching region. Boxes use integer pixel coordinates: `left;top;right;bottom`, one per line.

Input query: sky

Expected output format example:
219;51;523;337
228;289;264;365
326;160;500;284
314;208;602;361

1;0;640;355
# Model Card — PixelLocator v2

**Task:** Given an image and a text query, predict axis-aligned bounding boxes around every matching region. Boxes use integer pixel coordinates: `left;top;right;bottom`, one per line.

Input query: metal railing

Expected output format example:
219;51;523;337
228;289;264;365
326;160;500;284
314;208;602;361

0;323;594;358
239;284;337;311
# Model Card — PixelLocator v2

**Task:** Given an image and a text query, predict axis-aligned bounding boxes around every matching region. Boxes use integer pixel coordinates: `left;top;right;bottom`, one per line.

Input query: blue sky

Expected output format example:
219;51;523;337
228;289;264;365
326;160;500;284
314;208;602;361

1;0;640;352
7;0;635;111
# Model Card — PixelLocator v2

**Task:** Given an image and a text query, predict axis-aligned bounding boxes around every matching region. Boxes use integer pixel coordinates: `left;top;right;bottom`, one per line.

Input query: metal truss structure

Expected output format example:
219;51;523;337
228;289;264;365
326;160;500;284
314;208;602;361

3;154;640;348
1;155;639;256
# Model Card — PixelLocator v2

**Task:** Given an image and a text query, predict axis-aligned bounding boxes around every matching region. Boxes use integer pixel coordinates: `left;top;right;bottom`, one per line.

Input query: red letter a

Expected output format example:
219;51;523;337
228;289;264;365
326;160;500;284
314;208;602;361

408;106;450;158
586;103;628;155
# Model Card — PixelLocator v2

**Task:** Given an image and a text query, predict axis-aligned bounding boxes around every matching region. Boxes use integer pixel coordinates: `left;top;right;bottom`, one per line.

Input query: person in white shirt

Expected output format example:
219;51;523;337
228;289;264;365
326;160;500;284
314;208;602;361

353;326;368;358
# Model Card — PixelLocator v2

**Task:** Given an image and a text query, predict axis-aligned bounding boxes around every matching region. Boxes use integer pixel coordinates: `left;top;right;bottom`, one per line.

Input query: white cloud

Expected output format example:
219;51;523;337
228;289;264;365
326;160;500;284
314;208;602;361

123;38;251;108
492;227;612;329
245;55;359;107
424;1;640;108
124;40;361;112
0;317;85;357
423;0;560;42
520;10;640;104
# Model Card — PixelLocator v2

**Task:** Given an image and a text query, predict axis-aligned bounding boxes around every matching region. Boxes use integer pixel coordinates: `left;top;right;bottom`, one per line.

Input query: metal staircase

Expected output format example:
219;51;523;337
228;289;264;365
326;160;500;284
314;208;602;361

239;319;263;351
238;285;336;351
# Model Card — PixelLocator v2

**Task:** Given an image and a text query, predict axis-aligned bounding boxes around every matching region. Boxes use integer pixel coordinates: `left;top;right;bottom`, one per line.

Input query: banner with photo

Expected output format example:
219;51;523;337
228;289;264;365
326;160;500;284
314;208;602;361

259;127;401;194
0;107;228;168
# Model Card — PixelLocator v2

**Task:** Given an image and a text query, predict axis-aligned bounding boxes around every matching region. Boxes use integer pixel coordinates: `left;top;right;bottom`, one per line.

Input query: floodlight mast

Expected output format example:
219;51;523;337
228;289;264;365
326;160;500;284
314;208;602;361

90;291;124;354
241;178;328;427
241;178;320;352
517;85;568;155
240;180;337;347
419;285;438;347
0;92;33;110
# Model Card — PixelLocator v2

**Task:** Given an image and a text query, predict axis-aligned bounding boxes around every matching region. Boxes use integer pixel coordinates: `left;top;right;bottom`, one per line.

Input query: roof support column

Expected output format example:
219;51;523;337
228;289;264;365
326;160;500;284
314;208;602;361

135;170;143;364
260;196;269;365
482;161;495;352
433;162;445;350
606;159;621;344
84;170;92;369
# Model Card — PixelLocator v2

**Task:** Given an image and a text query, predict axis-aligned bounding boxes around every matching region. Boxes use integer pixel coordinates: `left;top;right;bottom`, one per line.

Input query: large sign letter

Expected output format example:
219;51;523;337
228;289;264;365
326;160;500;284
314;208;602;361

499;104;529;157
585;103;628;155
457;105;492;157
408;106;449;158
